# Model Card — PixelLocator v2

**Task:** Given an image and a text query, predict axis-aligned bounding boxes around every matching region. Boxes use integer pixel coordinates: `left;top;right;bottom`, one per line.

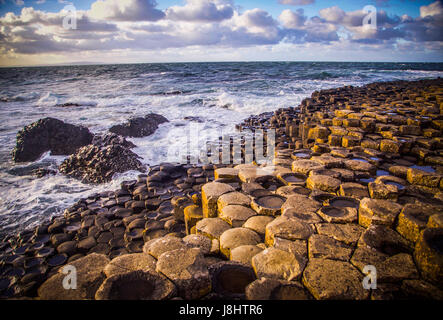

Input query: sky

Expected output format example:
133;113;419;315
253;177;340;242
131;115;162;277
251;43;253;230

0;0;442;66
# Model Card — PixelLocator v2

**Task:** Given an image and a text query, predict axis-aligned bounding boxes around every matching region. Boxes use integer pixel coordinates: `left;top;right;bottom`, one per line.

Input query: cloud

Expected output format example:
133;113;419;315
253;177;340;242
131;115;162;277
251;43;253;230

278;0;315;5
279;9;306;28
166;0;234;22
420;0;443;17
0;0;442;64
89;0;165;22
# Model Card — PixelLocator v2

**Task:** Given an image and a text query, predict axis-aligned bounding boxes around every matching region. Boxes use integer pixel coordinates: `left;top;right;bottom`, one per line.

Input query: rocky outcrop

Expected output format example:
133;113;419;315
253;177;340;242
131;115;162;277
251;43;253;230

59;133;145;183
109;113;169;138
12;117;93;162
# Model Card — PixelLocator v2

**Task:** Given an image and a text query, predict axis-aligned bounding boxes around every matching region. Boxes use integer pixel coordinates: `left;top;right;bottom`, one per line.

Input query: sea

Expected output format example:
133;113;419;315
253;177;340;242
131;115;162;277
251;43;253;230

0;61;442;238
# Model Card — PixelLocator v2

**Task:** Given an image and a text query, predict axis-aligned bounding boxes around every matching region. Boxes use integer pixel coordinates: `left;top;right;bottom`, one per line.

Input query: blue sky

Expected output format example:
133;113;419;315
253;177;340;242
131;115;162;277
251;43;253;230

0;0;442;66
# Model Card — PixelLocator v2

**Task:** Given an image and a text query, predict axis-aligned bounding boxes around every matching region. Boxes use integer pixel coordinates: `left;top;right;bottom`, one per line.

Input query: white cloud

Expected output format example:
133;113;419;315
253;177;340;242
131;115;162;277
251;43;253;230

166;0;234;22
420;0;443;18
89;0;165;22
279;9;306;28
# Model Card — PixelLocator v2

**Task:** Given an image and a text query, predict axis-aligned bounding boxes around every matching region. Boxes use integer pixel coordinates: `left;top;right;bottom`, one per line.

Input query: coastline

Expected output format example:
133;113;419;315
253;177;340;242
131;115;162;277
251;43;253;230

1;77;443;300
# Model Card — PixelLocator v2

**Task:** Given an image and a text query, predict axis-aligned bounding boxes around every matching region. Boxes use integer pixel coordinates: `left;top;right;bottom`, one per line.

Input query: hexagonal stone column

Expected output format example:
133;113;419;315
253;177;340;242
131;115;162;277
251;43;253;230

195;218;231;240
38;253;110;300
308;234;353;261
202;182;235;218
156;247;211;300
95;270;176;300
265;216;312;246
252;247;304;281
219;205;257;227
414;228;443;286
302;258;369;300
219;227;261;258
217;192;251;213
396;203;441;242
246;278;312;300
104;253;157;277
358;197;403;228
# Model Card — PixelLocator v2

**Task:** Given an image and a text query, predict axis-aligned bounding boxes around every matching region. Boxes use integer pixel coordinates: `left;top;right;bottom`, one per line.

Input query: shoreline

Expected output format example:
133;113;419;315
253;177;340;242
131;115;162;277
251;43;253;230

1;78;443;300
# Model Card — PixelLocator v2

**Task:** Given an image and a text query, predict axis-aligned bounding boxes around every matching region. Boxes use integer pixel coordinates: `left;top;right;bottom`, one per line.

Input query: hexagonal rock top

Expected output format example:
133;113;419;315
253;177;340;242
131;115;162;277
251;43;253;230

95;270;176;300
265;216;313;246
195;218;232;240
104;253;157;278
251;195;286;216
281;194;322;215
230;245;264;266
183;234;212;255
242;215;275;237
156;247;211;300
306;174;341;193
292;160;325;175
252;247;304;281
38;253;110;300
202;182;235;218
214;167;239;180
396;203;441;243
358;197;403;228
344;159;376;174
217;192;251;212
315;223;365;245
238;167;273;183
219;205;257;227
308;234;353;261
302;258;369;300
245;278;312;300
219;227;261;258
143;236;190;259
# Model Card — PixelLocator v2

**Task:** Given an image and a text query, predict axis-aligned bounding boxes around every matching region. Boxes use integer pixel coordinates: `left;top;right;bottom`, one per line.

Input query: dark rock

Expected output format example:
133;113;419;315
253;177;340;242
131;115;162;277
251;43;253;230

109;113;169;138
59;143;146;184
12;117;93;162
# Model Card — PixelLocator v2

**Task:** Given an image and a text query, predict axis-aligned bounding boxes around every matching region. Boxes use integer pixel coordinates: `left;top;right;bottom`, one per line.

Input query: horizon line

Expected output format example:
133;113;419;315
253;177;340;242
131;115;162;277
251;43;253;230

2;60;443;68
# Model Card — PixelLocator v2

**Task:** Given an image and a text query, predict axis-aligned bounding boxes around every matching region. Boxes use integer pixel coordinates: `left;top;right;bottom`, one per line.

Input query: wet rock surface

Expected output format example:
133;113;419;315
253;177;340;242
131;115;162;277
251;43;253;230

2;78;443;300
12;117;93;162
109;113;169;138
59;134;146;183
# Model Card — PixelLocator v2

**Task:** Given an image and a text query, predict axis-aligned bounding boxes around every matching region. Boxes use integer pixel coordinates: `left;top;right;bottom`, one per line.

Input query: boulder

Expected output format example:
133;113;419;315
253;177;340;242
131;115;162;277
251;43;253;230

13;117;93;162
59;141;145;184
109;113;169;137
